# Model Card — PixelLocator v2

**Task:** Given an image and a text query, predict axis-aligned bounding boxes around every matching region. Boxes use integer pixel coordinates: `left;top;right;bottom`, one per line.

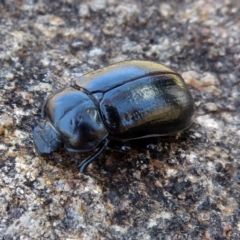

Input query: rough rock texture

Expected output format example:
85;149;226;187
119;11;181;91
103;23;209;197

0;0;240;239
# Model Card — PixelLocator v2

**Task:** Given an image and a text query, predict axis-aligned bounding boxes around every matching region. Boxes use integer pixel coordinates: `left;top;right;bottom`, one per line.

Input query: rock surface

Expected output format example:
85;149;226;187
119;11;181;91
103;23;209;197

0;0;240;239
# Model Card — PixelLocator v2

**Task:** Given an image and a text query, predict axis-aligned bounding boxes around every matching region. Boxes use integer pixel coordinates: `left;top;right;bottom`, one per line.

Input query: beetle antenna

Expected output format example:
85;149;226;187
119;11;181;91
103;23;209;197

78;138;109;173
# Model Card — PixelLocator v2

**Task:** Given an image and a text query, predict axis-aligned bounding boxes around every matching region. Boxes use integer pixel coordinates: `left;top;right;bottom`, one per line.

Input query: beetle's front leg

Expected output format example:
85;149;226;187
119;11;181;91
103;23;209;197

78;138;109;173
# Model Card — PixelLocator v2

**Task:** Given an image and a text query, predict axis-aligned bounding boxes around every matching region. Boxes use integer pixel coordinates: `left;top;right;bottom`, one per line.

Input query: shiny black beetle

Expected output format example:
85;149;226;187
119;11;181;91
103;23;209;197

33;60;194;173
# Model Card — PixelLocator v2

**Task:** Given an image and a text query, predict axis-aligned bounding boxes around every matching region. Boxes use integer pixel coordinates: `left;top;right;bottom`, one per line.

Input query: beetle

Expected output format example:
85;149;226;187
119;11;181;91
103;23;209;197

33;60;194;173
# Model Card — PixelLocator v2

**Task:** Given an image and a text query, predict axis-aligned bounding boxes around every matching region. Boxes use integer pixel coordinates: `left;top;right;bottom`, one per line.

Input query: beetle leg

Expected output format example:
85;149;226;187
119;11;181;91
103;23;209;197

146;143;158;151
107;143;131;153
120;145;131;153
78;138;109;173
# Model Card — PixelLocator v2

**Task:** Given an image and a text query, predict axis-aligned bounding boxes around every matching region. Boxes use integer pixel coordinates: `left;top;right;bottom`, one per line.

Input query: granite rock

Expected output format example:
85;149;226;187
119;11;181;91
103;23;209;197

0;0;240;239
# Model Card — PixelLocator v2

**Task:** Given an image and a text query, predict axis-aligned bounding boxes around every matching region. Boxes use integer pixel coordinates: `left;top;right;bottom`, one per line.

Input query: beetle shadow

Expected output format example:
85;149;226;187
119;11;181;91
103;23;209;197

85;135;183;179
43;131;191;183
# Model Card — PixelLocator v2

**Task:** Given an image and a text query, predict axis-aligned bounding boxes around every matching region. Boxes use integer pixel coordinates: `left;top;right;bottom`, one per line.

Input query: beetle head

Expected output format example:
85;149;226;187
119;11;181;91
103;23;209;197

33;120;63;154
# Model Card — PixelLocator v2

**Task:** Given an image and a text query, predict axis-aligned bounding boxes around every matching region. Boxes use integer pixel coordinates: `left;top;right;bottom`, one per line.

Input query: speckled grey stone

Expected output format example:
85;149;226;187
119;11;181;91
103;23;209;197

0;0;240;239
